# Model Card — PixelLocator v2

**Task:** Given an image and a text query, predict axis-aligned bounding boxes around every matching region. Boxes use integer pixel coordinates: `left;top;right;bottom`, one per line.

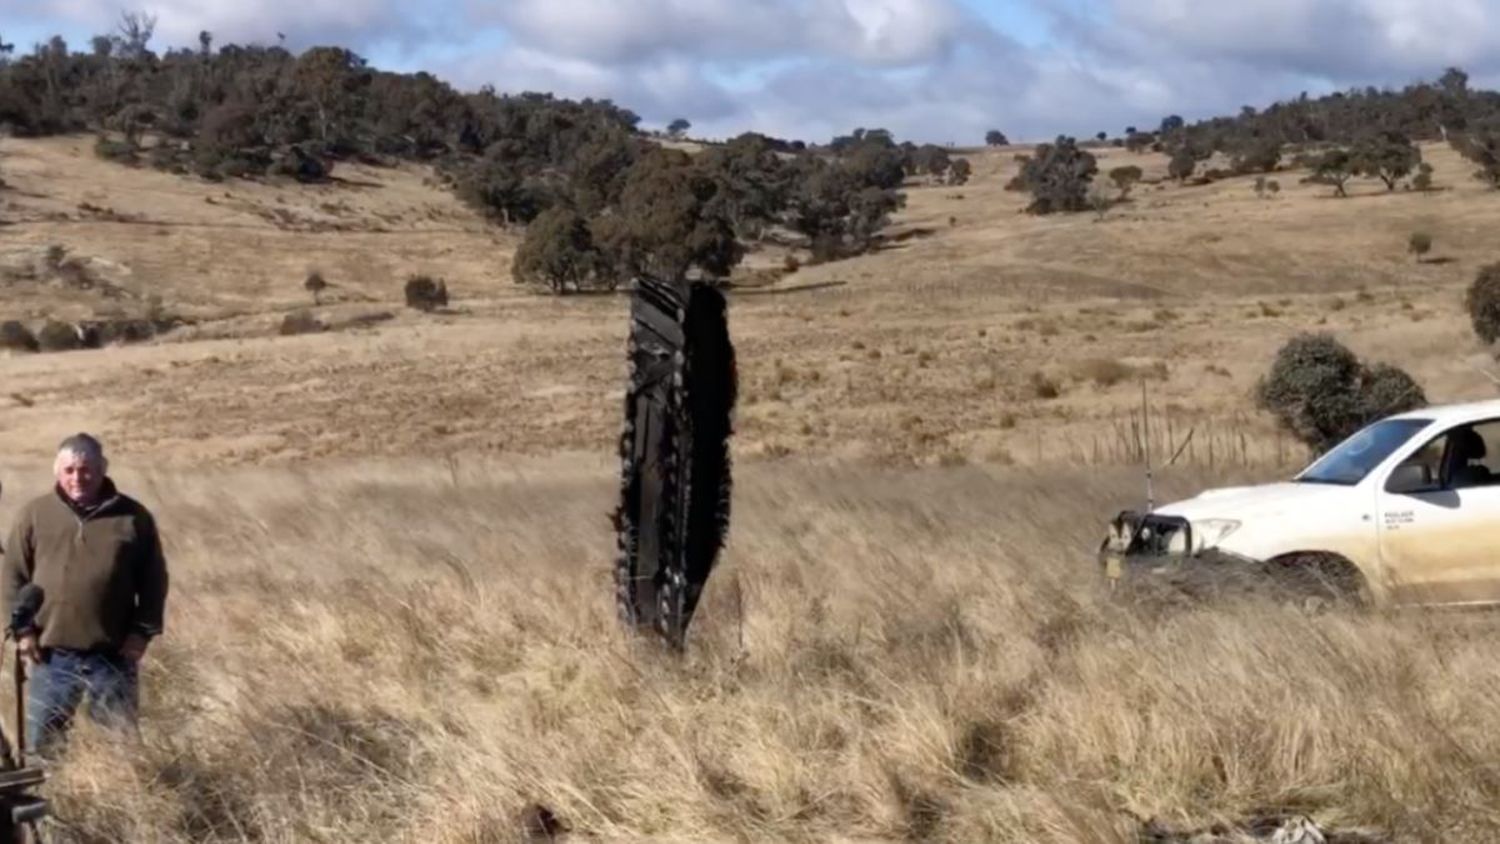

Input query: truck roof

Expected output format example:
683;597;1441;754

1388;397;1500;426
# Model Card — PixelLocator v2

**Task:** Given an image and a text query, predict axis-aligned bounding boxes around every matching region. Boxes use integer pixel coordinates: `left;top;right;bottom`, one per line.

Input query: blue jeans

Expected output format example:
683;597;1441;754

26;648;139;755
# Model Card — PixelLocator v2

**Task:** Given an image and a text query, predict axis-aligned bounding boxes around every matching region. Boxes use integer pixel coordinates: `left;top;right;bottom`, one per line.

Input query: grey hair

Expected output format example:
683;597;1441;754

56;433;107;468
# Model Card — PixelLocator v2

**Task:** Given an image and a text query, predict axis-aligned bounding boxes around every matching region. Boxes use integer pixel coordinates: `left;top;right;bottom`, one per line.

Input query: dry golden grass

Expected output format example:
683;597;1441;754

0;457;1497;841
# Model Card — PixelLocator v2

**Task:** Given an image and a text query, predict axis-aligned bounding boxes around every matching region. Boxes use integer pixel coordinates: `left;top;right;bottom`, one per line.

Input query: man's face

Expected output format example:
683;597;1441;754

56;453;104;502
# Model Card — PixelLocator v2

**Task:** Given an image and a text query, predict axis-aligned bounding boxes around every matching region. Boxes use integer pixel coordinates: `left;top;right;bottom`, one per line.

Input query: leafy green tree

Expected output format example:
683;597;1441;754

696;132;790;240
1467;262;1500;344
909;144;951;179
512;207;608;293
292;46;370;148
1231;136;1282;174
1352;130;1421;190
948;157;972;185
1168;146;1197;181
785;155;904;260
1015;136;1096;214
1109;165;1142;198
1453;130;1500;188
594;148;743;281
843;141;907;190
1311;149;1355;197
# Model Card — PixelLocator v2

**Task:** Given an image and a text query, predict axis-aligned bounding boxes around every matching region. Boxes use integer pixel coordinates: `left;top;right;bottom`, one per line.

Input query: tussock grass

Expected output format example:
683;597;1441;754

3;458;1498;841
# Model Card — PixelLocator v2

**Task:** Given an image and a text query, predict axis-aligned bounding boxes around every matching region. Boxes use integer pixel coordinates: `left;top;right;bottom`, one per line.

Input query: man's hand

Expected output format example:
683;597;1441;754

16;634;39;664
121;633;149;662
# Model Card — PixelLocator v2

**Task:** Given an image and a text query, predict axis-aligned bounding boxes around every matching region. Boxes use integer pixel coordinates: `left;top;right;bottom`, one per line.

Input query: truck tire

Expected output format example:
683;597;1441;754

1266;552;1371;611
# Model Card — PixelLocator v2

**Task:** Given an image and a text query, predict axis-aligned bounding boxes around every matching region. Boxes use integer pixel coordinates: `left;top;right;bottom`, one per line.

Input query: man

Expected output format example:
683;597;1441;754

1;434;169;756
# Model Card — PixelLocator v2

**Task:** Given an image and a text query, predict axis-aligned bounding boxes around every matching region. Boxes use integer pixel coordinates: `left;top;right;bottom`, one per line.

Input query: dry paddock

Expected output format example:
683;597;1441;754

0;455;1496;842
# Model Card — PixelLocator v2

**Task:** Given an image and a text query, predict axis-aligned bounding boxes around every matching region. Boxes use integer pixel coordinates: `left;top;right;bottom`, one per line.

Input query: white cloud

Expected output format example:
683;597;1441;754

1103;0;1500;81
15;0;1500;144
11;0;444;52
474;0;969;67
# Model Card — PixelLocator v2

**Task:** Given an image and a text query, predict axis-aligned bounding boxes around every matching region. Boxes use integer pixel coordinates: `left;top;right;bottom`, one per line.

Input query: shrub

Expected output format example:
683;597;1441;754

91;318;160;346
93;135;139;164
1088;186;1111;220
947;158;972;186
1076;358;1133;387
0;321;38;353
1413;162;1435;192
1408;232;1432;261
1466;262;1500;345
1029;371;1061;399
1109;165;1142;198
404;275;448;311
304;270;329;304
279;311;325;336
1168;147;1197;181
1256;333;1426;453
36;320;82;351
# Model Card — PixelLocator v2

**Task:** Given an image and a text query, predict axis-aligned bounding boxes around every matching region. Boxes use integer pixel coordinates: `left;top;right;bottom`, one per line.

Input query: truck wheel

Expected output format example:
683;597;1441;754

1266;552;1371;612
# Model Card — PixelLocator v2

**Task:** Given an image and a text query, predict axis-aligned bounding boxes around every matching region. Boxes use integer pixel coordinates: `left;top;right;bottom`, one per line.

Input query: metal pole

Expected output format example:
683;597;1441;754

13;640;24;769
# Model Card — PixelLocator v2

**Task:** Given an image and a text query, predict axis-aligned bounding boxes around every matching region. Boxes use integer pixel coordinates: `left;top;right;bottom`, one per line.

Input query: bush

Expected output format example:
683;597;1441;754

304;270;329;304
36;320;82;351
1413;162;1435;192
278;311;325;335
1109;166;1142;198
1256;333;1426;453
404;275;448;311
1466;262;1500;345
1408;232;1432;261
1029;371;1061;399
0;321;38;353
93;135;139;164
947;158;972;186
1076;358;1133;387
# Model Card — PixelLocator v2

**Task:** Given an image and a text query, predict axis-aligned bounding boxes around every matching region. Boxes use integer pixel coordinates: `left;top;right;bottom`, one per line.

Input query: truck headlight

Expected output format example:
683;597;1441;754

1194;519;1242;550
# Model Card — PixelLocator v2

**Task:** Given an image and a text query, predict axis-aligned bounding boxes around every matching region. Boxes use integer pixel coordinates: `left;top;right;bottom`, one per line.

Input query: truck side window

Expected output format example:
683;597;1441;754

1394;434;1447;489
1474;422;1500;479
1445;422;1499;489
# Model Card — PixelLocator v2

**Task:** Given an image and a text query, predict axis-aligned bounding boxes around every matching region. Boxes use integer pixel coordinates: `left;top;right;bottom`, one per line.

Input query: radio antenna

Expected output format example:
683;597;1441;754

1142;379;1154;513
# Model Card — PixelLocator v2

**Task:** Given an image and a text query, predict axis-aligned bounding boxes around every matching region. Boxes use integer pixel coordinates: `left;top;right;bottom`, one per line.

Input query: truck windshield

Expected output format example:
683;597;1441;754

1296;418;1432;485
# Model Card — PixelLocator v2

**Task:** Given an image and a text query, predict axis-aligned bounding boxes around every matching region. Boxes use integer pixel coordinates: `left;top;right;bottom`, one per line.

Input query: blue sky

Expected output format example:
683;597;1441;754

6;0;1500;145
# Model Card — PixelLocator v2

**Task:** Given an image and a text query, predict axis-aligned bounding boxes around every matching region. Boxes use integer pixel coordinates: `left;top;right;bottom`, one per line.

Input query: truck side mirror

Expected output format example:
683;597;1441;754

1385;462;1434;494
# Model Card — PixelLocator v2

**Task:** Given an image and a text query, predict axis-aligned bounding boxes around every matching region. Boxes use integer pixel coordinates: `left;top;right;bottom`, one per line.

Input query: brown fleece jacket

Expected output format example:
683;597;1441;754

1;479;168;652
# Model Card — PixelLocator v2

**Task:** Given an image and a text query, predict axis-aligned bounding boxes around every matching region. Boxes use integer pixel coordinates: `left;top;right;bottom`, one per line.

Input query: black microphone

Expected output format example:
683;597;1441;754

8;585;43;637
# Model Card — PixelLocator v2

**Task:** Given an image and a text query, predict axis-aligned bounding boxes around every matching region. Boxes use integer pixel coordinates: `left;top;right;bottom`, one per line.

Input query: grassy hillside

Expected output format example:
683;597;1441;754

2;135;1496;468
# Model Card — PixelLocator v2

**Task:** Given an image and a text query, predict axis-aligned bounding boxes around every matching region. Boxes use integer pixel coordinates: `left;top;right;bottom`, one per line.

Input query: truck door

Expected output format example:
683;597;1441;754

1377;420;1500;605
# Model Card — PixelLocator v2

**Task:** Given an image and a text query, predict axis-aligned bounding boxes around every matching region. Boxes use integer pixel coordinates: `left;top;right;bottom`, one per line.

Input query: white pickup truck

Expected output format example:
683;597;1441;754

1100;398;1500;606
